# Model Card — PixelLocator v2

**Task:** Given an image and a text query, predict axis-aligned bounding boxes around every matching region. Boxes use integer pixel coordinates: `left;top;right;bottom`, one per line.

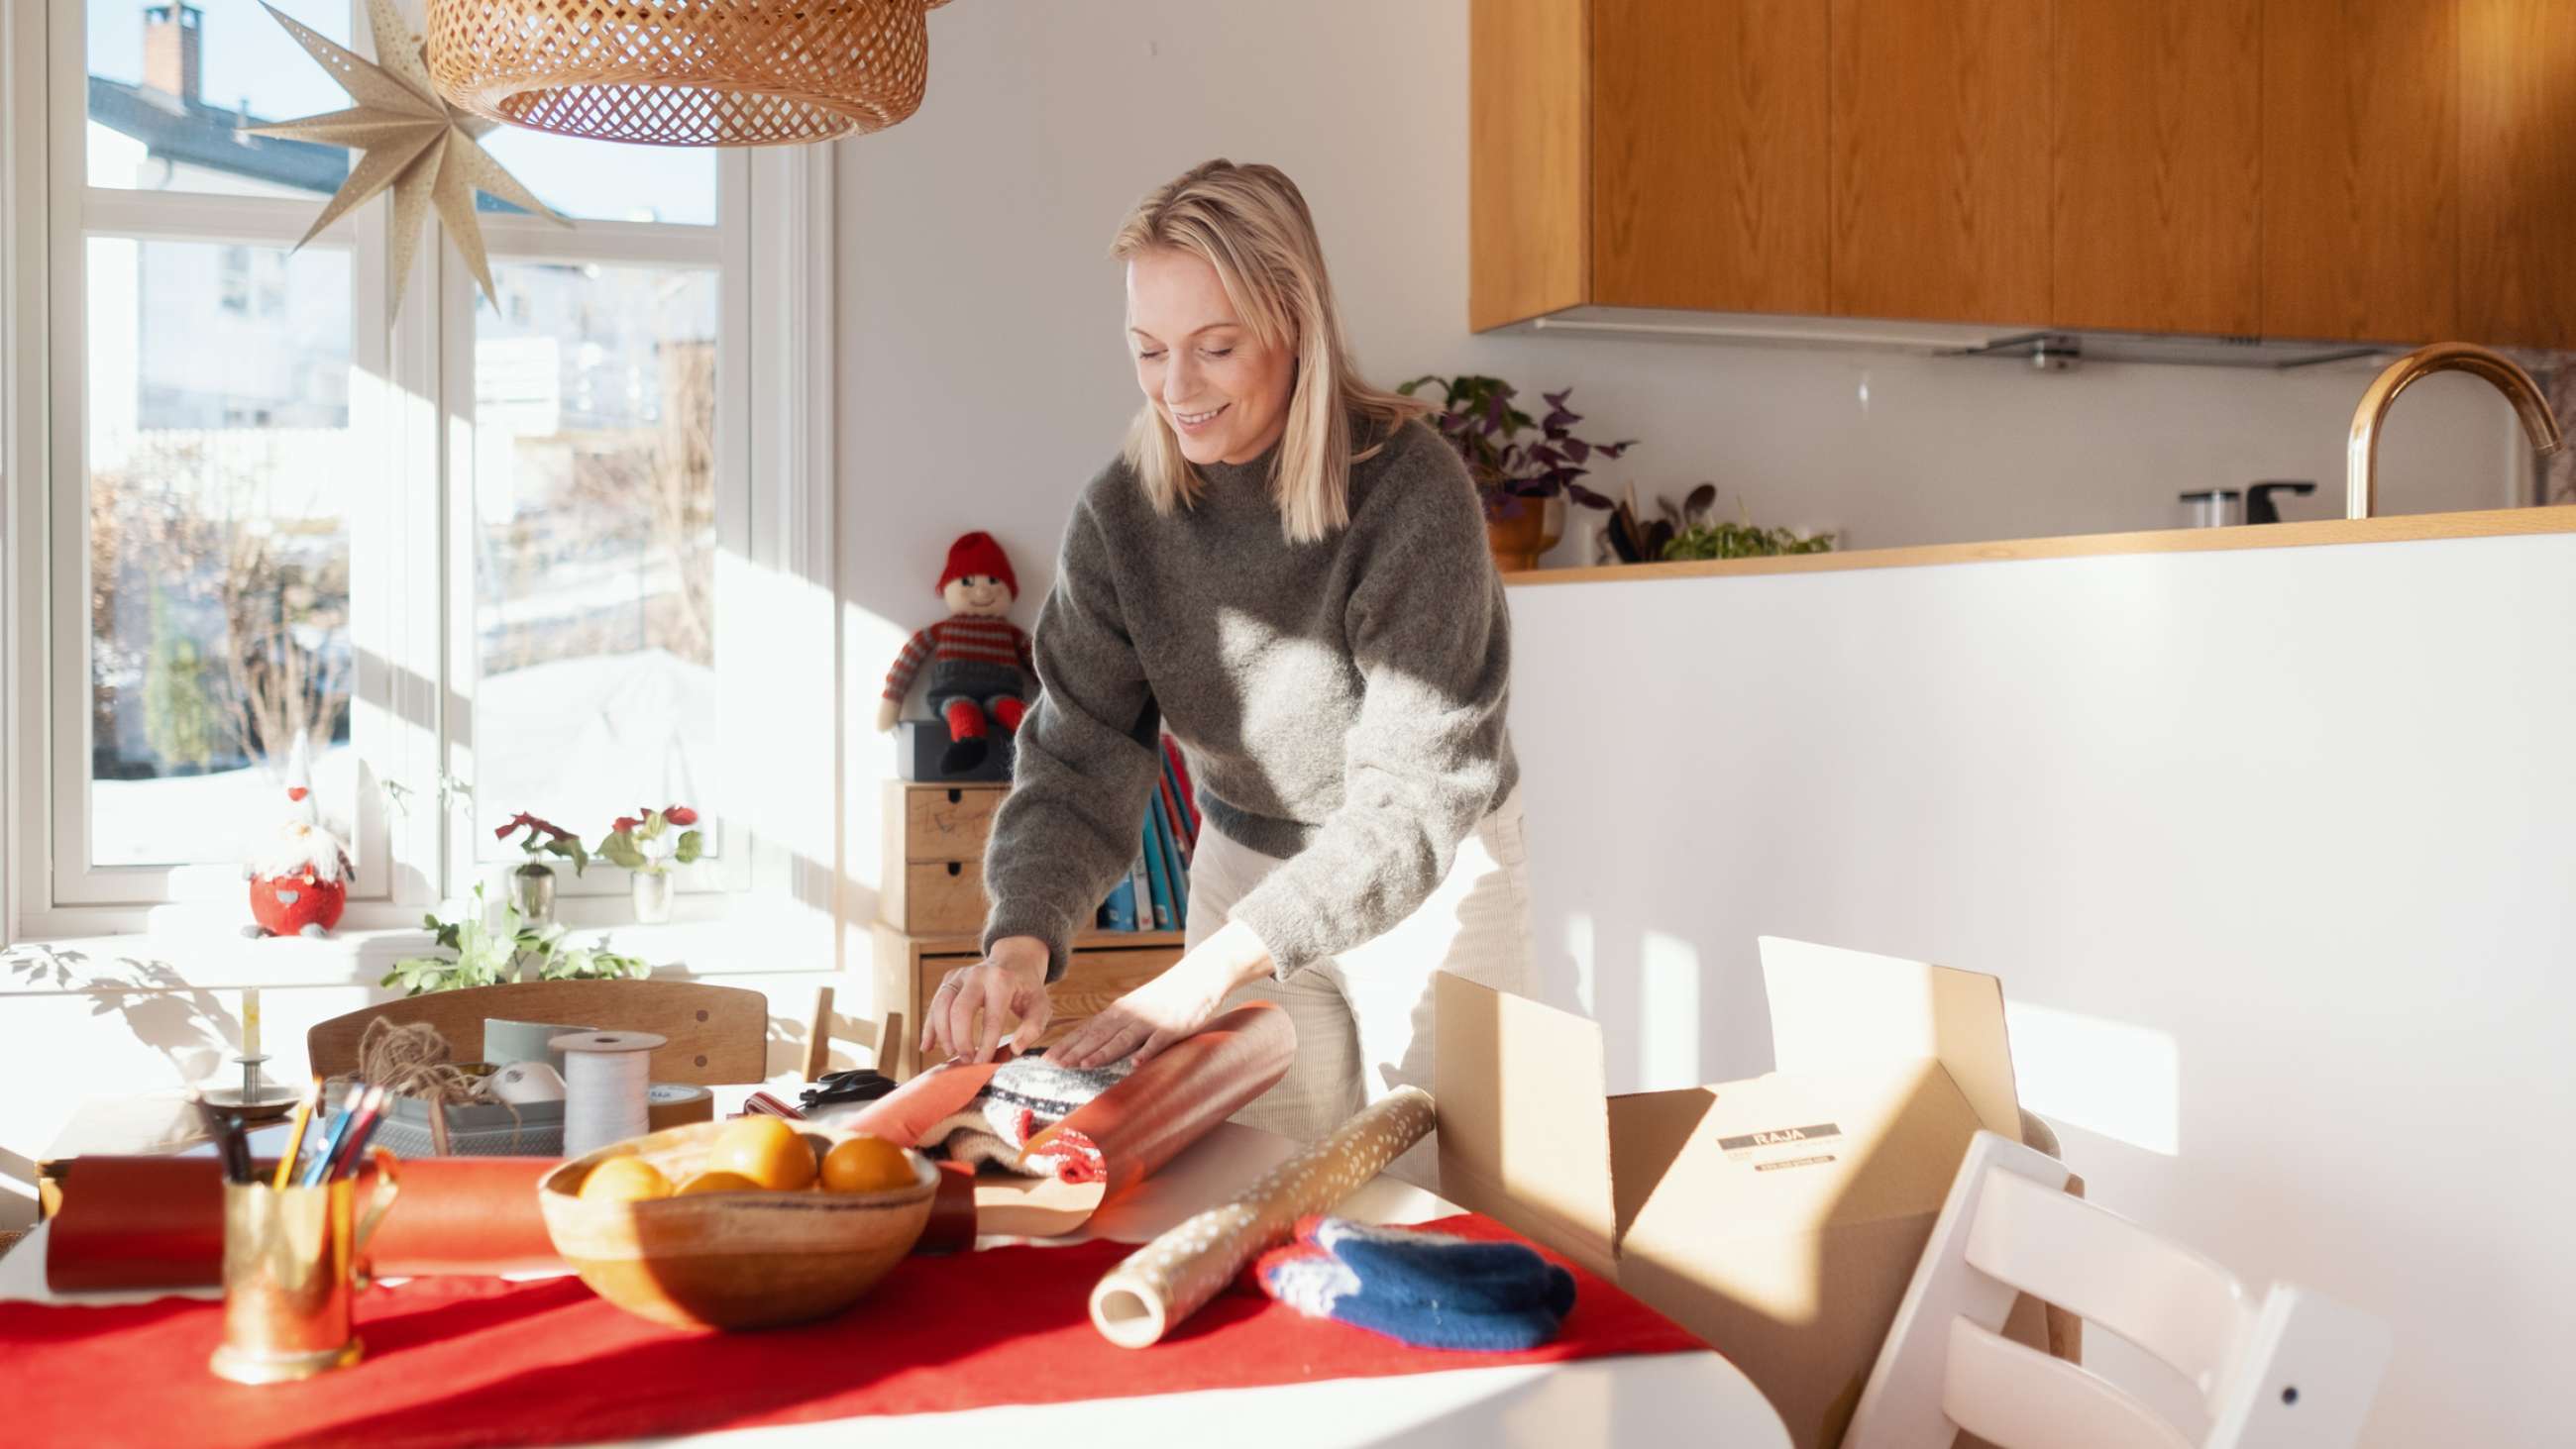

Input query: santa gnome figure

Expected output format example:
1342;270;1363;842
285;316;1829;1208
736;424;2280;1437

244;732;352;939
877;531;1035;774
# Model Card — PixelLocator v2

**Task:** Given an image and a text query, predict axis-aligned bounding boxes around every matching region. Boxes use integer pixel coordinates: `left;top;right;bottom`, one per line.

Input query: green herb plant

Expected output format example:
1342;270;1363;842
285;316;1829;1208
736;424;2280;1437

1662;493;1836;562
382;883;650;996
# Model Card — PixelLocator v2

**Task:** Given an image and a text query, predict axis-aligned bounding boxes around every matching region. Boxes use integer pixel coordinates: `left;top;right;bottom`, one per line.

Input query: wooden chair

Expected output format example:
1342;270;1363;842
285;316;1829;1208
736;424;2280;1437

1844;1131;2390;1449
307;980;768;1086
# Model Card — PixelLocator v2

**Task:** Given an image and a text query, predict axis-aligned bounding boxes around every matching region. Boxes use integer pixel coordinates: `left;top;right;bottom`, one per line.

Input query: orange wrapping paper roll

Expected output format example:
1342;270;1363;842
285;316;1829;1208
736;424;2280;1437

45;1157;560;1292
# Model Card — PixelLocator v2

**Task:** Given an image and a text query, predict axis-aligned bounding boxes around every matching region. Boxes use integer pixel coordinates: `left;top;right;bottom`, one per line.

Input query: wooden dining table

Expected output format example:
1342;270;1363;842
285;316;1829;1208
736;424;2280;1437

4;1092;1791;1448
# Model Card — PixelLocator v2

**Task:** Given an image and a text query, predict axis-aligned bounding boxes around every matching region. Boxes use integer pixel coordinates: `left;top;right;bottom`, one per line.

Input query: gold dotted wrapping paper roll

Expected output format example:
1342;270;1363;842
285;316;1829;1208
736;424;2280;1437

1088;1087;1438;1349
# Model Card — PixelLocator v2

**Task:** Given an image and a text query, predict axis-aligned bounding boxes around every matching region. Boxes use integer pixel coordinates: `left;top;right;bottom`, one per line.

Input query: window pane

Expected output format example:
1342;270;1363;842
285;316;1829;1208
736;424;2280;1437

477;129;718;227
86;237;355;867
474;262;720;859
86;2;719;225
88;1;357;200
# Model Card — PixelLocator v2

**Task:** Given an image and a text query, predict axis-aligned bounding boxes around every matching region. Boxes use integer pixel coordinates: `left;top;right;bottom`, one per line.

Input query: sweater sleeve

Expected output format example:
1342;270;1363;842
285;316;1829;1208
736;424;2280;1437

980;491;1163;982
1225;456;1512;978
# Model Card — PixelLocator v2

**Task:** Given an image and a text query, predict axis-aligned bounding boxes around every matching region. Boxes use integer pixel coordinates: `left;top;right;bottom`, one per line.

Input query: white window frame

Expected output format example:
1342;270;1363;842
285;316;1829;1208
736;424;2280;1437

6;0;834;940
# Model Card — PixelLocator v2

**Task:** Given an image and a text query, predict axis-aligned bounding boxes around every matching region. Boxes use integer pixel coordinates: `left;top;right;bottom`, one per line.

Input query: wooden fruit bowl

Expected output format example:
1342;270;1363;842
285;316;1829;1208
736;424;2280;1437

538;1120;937;1331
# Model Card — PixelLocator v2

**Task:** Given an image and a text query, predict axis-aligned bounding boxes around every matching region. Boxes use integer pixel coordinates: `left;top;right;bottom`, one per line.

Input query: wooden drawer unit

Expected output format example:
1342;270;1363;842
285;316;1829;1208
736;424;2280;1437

871;921;1184;1080
882;781;1006;935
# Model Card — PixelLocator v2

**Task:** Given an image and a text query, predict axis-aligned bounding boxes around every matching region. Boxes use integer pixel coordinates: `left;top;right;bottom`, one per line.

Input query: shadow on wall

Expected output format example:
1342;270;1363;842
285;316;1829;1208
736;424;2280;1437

3;945;240;1087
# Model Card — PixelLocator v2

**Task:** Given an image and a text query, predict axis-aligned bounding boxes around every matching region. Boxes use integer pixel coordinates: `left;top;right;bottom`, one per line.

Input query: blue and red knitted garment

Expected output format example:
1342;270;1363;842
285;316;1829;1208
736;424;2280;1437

1252;1215;1579;1351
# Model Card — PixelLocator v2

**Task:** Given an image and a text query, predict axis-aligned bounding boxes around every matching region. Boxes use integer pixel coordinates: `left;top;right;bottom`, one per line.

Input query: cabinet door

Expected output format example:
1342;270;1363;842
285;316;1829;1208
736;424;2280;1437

1593;0;1828;314
1829;0;2052;324
2459;0;2576;348
2264;0;2458;343
2054;0;2260;335
1469;0;1588;331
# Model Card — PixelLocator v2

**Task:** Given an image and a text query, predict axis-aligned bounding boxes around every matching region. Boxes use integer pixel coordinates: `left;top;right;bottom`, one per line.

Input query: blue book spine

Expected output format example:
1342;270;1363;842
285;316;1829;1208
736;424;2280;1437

1139;808;1176;931
1100;875;1137;932
1152;789;1189;927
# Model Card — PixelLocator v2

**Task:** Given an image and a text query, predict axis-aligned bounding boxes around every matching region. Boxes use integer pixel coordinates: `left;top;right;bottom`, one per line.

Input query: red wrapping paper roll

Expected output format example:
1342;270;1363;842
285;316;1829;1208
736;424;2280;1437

839;1001;1296;1236
46;1157;559;1293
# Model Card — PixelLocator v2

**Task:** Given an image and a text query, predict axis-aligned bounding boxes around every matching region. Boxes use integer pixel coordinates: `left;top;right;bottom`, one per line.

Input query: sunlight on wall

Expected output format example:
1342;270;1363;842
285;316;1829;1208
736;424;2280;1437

1639;930;1701;1088
1561;911;1595;1014
717;554;838;872
2004;1000;2182;1156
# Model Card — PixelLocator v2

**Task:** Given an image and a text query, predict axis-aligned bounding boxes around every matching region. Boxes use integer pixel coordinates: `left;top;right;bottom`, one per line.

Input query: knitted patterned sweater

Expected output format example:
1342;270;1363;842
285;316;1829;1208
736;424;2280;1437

882;615;1035;701
981;417;1518;982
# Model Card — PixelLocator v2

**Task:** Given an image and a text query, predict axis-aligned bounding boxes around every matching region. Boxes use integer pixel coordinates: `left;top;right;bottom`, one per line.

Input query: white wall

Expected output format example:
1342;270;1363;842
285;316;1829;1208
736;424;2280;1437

835;0;2527;926
1509;529;2576;1448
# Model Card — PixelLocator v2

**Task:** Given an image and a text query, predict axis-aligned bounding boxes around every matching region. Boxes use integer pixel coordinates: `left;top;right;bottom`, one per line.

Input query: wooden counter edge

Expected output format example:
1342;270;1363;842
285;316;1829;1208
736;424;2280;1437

1504;504;2576;587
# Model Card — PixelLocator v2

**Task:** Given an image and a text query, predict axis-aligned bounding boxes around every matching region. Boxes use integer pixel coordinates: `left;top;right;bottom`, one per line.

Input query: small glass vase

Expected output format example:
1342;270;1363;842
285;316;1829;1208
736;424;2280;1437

508;863;556;926
630;870;674;925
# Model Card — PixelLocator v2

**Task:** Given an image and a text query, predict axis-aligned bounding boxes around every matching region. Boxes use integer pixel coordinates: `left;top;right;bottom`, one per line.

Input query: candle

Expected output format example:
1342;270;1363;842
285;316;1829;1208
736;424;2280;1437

242;986;262;1062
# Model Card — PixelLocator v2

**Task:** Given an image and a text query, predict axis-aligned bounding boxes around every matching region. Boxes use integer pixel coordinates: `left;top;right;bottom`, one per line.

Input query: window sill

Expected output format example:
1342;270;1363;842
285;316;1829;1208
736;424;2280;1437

0;913;829;992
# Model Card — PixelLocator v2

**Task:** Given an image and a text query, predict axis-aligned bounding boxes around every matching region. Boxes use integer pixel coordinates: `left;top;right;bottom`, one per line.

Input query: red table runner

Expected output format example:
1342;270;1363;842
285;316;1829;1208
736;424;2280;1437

2;1214;1702;1448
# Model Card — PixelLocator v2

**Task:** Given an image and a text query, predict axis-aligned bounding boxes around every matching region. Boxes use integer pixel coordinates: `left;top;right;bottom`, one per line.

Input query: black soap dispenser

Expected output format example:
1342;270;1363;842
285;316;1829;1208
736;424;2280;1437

2246;480;2316;525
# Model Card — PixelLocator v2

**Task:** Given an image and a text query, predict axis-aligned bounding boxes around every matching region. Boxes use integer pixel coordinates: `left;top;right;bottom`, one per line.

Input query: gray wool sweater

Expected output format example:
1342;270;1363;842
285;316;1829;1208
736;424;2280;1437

981;416;1519;983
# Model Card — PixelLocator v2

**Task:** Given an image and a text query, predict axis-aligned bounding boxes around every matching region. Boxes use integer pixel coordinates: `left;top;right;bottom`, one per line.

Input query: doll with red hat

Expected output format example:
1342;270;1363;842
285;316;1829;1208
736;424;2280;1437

877;531;1036;774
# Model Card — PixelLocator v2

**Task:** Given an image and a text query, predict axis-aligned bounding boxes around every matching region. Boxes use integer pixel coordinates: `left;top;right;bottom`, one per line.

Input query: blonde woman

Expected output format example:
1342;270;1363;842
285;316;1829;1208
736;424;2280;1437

922;159;1531;1169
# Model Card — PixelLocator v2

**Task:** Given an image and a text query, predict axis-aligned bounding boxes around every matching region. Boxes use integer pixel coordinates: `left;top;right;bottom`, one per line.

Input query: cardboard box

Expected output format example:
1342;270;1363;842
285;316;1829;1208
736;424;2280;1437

1435;937;2033;1449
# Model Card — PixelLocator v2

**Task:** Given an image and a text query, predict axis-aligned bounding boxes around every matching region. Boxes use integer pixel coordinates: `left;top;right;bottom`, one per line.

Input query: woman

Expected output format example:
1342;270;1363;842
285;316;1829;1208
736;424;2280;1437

922;158;1531;1166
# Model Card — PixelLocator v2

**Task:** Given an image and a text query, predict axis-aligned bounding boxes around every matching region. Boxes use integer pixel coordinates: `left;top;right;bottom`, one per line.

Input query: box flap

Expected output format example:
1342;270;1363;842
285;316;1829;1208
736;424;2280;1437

1433;973;1619;1274
1760;936;2023;1141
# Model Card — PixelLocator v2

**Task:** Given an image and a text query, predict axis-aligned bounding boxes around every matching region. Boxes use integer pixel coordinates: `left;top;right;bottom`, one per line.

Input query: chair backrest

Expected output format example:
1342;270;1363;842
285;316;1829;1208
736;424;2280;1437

1844;1130;2390;1449
306;980;770;1086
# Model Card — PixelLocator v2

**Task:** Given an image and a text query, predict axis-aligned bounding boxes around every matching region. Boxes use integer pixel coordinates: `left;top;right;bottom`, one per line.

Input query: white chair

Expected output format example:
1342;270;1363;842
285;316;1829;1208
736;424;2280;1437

1844;1131;2390;1449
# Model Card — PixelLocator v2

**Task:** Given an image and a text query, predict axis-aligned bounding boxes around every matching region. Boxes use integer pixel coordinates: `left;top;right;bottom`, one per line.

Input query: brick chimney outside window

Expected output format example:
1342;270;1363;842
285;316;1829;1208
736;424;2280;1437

144;3;203;106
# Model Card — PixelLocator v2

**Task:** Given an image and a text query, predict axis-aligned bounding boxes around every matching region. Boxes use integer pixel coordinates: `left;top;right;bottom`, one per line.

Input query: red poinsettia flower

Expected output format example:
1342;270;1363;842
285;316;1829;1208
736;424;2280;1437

665;805;699;826
611;815;642;835
495;812;569;842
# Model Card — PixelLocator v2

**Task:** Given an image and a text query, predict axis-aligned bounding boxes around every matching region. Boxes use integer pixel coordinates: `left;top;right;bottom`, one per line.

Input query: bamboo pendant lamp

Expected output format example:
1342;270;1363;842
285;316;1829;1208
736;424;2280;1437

426;0;954;148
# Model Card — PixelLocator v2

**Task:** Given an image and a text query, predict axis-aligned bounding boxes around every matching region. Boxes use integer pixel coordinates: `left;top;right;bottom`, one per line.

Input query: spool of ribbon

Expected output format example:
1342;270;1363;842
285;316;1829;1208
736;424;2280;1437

551;1030;663;1158
1088;1086;1438;1349
645;1083;714;1131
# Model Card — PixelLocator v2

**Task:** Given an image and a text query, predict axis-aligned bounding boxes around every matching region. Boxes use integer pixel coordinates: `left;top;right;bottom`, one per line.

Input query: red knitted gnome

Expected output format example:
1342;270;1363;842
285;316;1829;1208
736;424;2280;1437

876;532;1035;774
244;731;351;938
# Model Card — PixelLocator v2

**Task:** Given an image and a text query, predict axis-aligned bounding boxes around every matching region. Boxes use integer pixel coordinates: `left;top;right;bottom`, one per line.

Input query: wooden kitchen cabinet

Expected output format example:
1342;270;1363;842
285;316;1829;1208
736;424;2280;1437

1470;0;2573;349
2054;0;2262;335
2262;0;2458;343
1590;0;1829;316
2458;0;2576;349
1828;0;2053;325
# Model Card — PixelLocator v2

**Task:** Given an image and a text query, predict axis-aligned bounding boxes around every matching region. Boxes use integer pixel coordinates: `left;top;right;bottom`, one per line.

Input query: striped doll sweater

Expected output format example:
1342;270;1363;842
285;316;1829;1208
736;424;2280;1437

883;616;1036;702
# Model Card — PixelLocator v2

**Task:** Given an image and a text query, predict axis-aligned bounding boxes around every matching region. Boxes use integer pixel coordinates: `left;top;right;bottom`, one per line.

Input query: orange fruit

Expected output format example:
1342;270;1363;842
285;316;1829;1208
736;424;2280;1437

820;1135;916;1193
675;1170;762;1195
698;1115;817;1191
578;1156;671;1202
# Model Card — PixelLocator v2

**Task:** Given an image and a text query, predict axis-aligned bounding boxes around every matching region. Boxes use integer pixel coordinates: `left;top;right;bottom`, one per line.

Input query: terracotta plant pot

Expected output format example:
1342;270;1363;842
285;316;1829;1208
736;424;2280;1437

1484;494;1565;572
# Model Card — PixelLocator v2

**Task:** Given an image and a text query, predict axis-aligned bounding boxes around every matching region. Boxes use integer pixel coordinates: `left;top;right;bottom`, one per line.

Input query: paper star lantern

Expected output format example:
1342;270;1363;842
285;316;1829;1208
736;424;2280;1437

247;0;568;323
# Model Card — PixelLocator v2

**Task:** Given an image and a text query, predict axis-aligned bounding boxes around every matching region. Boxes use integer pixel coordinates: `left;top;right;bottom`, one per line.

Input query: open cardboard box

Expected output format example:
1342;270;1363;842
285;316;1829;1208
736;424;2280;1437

1436;937;2053;1449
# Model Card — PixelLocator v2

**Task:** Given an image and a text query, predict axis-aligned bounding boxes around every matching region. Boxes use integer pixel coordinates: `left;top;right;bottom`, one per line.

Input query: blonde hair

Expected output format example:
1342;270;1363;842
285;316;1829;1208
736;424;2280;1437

1111;159;1427;543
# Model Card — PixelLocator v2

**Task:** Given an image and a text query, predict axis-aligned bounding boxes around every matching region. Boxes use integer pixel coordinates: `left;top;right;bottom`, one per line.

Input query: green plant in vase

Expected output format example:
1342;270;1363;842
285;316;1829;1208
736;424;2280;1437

599;804;702;925
1398;373;1635;571
382;883;649;996
494;811;587;925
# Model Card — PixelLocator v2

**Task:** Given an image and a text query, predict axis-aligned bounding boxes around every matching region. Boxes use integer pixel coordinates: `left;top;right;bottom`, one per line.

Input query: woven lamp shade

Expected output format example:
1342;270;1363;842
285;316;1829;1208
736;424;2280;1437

426;0;954;148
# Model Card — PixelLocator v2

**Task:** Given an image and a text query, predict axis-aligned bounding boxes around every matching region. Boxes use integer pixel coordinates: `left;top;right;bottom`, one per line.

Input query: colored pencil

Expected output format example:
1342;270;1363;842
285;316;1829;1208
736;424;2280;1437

270;1079;323;1190
326;1085;390;1183
299;1083;366;1188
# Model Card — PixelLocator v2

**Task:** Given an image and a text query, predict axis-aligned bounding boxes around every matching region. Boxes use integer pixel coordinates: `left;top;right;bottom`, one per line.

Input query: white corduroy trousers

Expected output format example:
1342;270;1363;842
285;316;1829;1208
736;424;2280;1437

1188;789;1536;1186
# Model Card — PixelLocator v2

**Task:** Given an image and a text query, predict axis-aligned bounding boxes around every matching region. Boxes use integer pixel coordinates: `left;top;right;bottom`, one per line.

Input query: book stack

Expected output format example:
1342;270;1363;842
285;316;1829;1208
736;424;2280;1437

1097;735;1200;933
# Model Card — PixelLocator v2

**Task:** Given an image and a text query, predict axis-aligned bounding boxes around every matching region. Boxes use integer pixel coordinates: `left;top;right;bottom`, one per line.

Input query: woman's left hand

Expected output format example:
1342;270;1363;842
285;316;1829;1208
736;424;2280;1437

1050;920;1273;1069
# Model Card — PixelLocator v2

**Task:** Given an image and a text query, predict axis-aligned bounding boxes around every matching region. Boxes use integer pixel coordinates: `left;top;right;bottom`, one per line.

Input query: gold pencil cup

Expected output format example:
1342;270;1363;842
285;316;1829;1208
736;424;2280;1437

209;1149;401;1385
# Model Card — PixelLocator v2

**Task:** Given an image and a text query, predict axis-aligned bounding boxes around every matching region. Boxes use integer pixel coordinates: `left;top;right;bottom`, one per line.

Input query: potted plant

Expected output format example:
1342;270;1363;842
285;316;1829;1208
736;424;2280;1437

382;884;649;996
598;804;703;925
494;812;587;925
1400;374;1636;571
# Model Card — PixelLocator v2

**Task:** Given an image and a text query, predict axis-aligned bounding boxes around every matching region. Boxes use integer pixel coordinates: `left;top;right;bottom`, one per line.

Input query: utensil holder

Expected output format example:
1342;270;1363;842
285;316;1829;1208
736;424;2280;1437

209;1149;401;1385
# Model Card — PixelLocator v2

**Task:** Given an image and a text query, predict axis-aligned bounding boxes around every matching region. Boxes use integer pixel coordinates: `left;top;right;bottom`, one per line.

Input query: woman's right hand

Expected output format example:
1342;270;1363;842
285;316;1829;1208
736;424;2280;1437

920;936;1053;1064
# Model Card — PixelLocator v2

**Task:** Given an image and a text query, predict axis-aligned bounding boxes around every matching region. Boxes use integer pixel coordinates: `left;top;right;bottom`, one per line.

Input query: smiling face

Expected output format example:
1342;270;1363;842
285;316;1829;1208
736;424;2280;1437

943;573;1013;617
1127;246;1297;467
